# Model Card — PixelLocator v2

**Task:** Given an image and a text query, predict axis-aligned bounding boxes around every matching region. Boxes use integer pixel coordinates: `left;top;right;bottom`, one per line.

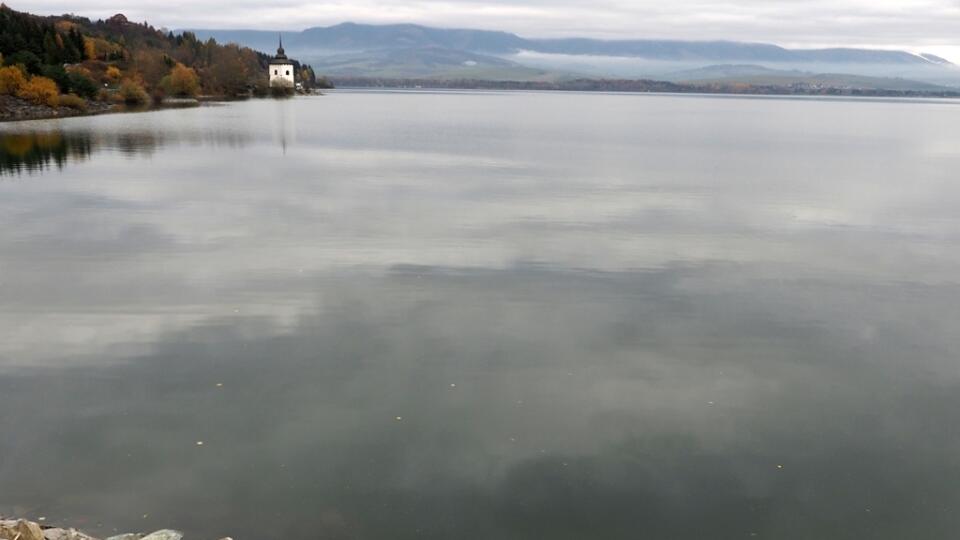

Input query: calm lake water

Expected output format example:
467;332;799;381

2;91;960;539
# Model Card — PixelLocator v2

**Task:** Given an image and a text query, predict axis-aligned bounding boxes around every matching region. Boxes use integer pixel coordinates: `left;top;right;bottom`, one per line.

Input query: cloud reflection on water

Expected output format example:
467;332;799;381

1;94;960;538
2;265;959;539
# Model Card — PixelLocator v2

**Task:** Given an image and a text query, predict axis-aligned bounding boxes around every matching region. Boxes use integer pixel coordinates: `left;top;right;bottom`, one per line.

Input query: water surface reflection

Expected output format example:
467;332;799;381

0;114;254;175
1;94;960;539
0;131;95;175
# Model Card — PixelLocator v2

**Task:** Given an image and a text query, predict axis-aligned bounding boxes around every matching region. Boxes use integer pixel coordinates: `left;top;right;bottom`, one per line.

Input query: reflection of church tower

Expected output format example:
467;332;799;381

269;35;295;88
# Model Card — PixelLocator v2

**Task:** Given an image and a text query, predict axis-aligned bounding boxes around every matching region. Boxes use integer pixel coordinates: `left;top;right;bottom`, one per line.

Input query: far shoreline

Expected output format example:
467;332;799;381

328;76;960;99
4;84;955;126
331;85;960;103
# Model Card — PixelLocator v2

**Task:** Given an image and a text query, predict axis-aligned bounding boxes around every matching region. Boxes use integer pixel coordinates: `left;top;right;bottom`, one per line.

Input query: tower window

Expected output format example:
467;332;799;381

286;70;290;76
274;69;278;75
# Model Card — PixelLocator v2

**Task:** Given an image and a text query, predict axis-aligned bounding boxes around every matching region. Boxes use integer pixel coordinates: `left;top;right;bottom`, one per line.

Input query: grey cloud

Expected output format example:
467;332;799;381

20;0;960;59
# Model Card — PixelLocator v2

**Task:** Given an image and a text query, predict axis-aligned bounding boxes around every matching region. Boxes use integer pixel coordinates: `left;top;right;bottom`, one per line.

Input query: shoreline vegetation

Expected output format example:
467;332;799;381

0;5;330;123
0;517;211;540
5;75;953;124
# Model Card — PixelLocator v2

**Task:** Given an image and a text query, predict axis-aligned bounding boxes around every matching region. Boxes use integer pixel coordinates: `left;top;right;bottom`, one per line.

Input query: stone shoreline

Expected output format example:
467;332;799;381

0;518;226;540
0;92;325;123
0;95;116;123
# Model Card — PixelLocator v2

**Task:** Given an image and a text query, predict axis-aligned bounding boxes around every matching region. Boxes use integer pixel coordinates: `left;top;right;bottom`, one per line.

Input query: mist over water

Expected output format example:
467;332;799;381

507;51;960;86
2;92;960;539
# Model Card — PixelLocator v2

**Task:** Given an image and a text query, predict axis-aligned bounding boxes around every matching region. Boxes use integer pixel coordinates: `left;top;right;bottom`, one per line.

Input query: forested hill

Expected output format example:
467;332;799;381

192;22;960;87
0;5;323;108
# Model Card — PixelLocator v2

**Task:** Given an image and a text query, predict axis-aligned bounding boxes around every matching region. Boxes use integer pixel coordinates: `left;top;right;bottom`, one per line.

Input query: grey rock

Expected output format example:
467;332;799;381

3;520;46;540
139;531;182;540
105;535;141;540
44;528;98;540
43;528;70;540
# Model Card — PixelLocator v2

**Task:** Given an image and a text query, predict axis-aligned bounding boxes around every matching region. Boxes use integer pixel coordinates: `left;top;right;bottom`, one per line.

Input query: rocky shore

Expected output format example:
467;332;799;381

0;96;116;123
0;518;225;540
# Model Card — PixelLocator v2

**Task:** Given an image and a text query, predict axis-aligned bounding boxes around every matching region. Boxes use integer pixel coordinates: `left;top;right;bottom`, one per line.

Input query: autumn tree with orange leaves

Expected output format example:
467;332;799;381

160;63;200;97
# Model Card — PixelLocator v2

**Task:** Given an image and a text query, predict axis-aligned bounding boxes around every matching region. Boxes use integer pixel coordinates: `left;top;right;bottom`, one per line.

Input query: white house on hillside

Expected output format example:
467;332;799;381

269;36;295;88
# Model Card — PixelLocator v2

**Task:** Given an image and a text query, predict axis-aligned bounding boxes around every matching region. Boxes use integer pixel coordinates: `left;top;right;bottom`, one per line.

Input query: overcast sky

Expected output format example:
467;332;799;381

19;0;960;60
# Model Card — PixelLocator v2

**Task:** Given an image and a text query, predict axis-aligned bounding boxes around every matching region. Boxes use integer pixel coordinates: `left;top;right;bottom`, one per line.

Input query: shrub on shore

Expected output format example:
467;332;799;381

16;75;59;107
116;78;150;105
159;63;200;97
251;79;270;98
58;93;87;110
270;85;295;98
0;65;26;95
1;66;64;108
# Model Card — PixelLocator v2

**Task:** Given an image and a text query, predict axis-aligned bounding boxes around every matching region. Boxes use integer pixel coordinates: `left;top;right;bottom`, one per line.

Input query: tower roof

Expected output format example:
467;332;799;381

274;34;288;61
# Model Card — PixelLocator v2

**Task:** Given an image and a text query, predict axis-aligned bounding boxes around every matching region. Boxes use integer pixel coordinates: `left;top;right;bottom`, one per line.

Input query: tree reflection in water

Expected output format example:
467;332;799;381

0;131;93;175
0;129;166;176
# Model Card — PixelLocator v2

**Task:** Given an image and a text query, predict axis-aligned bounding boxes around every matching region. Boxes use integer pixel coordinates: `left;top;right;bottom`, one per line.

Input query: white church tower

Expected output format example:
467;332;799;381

269;35;295;88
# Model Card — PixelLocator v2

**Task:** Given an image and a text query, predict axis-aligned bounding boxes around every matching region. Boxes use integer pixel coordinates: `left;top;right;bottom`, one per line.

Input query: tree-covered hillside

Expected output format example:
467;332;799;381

0;4;325;109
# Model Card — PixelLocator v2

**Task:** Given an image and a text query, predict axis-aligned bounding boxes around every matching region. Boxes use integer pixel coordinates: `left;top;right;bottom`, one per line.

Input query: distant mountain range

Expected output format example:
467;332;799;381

192;23;948;64
189;23;960;88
